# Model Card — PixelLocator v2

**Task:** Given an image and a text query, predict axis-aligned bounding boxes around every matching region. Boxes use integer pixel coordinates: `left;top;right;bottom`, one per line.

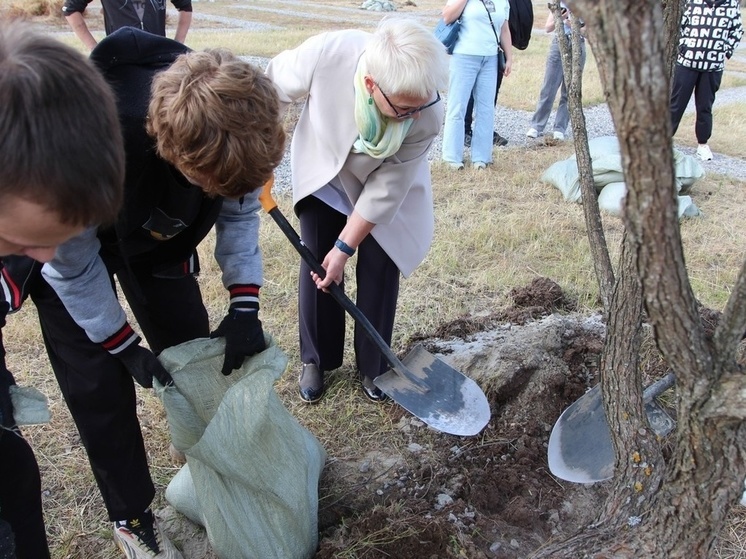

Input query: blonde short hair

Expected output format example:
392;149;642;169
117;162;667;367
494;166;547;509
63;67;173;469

366;17;449;99
147;49;285;198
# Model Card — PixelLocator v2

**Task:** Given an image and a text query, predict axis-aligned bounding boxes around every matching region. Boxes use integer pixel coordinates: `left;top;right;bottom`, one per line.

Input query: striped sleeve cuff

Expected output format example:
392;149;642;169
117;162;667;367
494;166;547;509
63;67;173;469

101;323;141;355
228;284;260;311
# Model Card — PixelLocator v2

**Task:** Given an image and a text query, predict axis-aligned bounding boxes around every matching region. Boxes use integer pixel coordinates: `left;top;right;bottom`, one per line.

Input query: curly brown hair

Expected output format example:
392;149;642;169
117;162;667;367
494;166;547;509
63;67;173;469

147;49;285;198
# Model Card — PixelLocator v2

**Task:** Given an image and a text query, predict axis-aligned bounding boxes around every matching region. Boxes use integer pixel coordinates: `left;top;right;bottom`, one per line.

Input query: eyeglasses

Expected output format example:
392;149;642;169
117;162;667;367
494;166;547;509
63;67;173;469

375;83;441;119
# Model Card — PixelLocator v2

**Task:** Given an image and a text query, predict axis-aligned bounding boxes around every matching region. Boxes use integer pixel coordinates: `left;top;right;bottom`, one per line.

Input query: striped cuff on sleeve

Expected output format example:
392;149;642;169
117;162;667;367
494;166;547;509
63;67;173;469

228;284;260;311
101;323;141;355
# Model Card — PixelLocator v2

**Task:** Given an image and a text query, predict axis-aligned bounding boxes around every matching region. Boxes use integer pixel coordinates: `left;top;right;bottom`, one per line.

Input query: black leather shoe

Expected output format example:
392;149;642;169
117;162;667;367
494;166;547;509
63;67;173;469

299;363;324;403
360;374;388;403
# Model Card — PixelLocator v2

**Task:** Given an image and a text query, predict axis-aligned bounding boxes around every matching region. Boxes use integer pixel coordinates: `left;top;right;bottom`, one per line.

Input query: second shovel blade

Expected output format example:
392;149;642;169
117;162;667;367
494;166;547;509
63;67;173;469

547;384;676;484
373;344;490;437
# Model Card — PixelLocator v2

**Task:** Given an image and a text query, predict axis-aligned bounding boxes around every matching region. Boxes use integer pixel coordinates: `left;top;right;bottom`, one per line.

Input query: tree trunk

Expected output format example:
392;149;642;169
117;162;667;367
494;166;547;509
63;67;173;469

553;2;615;309
662;0;685;79
534;1;746;557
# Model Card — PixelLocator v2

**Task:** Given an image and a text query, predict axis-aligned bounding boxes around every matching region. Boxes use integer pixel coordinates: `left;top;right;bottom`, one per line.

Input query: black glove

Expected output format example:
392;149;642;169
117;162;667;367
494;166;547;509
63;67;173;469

115;343;174;388
0;365;16;430
210;309;266;375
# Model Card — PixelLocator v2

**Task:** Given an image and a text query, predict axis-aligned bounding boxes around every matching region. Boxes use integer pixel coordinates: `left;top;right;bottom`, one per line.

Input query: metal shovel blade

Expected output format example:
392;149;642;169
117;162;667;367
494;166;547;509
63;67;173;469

258;179;491;436
374;344;491;437
547;373;676;483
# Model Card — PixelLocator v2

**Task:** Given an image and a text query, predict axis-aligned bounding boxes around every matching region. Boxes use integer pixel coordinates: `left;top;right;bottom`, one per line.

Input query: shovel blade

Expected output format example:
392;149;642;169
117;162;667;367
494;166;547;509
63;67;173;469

547;384;676;484
547;384;615;483
374;344;491;437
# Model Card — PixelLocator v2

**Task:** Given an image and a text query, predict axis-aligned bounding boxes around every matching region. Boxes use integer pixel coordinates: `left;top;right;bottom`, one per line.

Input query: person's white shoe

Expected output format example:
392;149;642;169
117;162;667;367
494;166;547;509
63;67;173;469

696;144;713;161
446;162;464;170
473;162;487;170
552;131;565;141
526;127;539;138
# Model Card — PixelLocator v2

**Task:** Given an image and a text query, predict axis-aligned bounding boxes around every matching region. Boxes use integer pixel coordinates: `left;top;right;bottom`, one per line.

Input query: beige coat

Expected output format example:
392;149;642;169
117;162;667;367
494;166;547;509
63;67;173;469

265;29;444;277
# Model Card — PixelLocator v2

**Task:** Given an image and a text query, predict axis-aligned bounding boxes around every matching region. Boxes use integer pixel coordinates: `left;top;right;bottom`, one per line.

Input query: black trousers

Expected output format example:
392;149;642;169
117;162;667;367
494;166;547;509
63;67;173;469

0;430;50;558
670;64;723;144
29;262;209;521
297;196;400;379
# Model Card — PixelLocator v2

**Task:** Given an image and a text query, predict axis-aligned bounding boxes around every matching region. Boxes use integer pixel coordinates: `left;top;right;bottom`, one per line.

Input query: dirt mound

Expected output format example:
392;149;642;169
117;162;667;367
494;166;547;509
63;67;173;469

315;279;609;558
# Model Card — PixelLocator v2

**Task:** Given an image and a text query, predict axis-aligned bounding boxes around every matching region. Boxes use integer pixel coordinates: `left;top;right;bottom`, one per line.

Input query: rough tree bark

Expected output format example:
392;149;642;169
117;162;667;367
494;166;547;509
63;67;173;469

662;0;686;78
533;0;746;557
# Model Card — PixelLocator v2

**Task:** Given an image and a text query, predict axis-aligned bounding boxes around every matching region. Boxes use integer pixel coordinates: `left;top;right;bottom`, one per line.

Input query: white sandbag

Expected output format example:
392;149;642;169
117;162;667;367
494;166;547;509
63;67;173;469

673;150;705;193
597;182;626;217
586;135;620;157
541;159;581;202
597;183;700;219
9;385;50;425
543;135;705;210
157;336;326;559
165;464;202;525
677;195;701;218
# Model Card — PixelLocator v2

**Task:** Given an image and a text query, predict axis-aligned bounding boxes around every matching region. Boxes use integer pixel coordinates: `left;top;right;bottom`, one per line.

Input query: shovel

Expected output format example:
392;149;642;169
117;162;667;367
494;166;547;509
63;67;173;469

547;372;746;506
258;178;491;436
547;372;676;483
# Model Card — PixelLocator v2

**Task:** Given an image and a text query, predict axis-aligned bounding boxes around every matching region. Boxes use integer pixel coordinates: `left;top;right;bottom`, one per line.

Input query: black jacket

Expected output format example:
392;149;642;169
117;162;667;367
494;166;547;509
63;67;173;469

90;27;223;271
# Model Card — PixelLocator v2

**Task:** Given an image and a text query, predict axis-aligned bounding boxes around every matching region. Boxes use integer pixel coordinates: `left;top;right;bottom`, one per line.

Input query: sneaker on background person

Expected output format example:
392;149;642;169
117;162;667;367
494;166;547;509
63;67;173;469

526;127;539;138
465;130;508;147
552;131;565;141
696;144;713;161
114;509;183;559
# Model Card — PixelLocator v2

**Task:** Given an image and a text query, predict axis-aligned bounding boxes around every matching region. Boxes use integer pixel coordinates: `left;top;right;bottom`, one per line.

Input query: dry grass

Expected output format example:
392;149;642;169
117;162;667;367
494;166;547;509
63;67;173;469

2;1;745;557
1;0;64;18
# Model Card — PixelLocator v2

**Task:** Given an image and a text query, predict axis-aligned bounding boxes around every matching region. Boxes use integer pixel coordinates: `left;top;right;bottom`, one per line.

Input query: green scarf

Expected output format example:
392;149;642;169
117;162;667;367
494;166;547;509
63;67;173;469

352;54;413;160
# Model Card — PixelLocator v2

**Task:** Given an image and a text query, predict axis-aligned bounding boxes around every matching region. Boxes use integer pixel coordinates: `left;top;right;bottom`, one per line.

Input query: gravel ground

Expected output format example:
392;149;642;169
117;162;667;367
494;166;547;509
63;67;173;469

265;85;746;194
250;36;746;192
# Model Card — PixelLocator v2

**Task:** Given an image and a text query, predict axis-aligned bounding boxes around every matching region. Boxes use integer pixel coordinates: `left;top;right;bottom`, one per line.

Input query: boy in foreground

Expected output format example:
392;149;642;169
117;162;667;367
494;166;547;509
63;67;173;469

0;21;124;558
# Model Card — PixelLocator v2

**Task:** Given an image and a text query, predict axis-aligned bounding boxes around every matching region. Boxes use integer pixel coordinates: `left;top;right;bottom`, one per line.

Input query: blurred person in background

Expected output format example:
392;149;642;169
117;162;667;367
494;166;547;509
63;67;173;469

63;0;193;50
669;0;743;161
441;0;512;170
525;2;586;142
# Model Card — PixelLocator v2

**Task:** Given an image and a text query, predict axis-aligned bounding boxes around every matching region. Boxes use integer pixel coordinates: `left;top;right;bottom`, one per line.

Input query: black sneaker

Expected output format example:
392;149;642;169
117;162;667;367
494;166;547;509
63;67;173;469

493;131;508;146
114;509;183;558
465;131;508;147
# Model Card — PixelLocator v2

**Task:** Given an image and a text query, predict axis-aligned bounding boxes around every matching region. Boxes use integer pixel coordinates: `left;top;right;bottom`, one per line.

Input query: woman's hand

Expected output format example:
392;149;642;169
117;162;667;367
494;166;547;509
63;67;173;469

312;249;350;292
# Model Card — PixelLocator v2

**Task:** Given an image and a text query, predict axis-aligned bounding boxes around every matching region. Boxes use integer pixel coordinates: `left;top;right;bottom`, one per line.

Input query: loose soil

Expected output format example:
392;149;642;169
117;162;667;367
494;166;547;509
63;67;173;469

165;278;622;558
314;278;608;559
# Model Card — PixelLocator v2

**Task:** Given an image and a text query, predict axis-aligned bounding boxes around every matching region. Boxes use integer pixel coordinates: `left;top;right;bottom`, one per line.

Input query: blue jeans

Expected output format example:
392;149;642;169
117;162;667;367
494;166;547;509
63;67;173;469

530;36;586;135
442;53;498;165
